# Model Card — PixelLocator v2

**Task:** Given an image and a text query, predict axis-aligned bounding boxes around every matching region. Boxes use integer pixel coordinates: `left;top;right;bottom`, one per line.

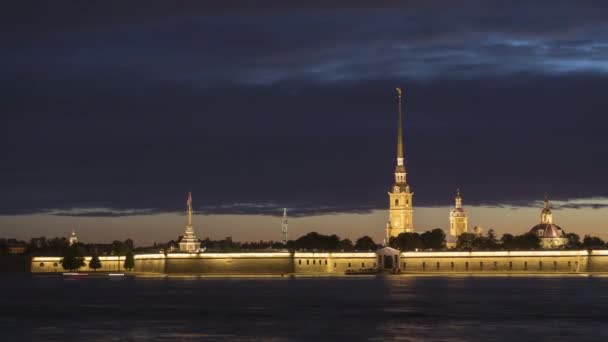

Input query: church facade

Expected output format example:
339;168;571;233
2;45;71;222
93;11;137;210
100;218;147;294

386;88;414;241
449;189;468;237
528;197;568;249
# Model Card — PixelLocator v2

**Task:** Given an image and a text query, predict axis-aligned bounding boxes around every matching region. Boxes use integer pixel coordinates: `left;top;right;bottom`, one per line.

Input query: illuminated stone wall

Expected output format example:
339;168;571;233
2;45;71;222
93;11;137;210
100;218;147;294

164;253;293;274
399;251;588;273
586;251;608;272
134;255;166;274
31;256;126;273
31;251;608;274
294;252;377;274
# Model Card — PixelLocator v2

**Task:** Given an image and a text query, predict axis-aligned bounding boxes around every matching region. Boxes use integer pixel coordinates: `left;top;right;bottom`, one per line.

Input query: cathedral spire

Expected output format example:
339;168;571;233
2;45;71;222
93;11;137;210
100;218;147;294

386;87;414;239
394;87;407;185
187;191;193;226
396;87;404;167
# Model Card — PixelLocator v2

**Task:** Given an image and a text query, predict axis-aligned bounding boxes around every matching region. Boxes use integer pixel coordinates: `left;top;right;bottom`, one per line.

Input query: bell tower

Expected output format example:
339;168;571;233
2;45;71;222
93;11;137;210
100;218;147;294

449;189;468;237
386;87;414;241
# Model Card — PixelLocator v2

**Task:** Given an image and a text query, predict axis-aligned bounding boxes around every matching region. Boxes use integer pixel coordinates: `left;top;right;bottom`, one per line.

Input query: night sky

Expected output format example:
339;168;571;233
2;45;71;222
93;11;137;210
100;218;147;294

2;1;608;243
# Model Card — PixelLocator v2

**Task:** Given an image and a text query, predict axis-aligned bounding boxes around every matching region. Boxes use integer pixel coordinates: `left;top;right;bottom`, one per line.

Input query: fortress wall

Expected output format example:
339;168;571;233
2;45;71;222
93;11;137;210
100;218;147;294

164;253;293;274
31;256;125;273
134;255;166;274
294;252;377;274
587;251;608;272
399;251;589;273
31;250;608;274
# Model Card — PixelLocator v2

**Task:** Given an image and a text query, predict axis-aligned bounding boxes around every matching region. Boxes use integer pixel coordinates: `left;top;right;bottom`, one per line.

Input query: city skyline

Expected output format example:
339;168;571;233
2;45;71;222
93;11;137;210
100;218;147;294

2;1;608;243
2;198;607;245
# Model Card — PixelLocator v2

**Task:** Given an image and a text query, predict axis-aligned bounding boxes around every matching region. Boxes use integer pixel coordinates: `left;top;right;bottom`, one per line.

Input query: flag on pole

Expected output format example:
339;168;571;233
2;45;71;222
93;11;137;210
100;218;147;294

187;192;192;207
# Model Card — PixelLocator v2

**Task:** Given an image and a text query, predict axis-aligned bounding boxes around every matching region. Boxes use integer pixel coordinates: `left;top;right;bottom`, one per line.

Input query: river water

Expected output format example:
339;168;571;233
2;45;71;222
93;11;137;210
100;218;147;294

1;274;607;341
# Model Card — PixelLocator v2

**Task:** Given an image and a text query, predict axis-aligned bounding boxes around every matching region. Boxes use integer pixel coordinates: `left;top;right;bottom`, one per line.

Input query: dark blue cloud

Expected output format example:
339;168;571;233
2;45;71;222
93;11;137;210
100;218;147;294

1;1;608;217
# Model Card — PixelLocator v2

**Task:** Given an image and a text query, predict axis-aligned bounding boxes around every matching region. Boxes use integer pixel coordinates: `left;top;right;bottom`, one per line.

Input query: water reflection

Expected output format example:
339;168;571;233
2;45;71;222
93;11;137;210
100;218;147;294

1;275;608;341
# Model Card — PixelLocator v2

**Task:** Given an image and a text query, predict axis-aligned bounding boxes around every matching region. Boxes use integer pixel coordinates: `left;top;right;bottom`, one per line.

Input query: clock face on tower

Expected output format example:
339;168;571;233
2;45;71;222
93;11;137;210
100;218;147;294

393;186;400;193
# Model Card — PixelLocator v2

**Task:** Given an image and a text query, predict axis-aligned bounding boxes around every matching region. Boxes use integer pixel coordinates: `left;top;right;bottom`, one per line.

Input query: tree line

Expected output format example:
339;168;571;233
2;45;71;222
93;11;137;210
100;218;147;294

60;240;135;272
386;229;607;251
5;229;608;271
286;232;378;251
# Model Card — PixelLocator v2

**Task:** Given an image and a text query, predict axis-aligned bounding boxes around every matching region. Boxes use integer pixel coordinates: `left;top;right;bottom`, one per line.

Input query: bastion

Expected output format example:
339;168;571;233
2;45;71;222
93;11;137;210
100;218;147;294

30;250;608;275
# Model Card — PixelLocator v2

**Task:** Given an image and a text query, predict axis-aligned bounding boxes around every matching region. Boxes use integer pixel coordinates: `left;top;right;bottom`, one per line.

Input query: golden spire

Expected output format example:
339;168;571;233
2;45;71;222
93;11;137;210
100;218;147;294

187;191;193;226
396;87;404;164
541;194;553;224
455;188;462;208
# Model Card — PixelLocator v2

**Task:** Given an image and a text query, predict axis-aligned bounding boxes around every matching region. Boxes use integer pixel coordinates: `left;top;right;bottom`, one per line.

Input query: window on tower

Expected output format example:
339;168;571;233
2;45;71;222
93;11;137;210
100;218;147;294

395;199;399;206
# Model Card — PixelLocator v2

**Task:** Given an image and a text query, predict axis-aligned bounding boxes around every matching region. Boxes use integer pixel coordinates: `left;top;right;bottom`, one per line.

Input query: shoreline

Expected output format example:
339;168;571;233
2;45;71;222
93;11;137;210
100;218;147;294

22;271;608;278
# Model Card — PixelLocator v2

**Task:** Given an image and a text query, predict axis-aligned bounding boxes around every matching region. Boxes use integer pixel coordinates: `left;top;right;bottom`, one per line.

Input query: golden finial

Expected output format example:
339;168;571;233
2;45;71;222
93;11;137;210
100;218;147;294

396;87;403;99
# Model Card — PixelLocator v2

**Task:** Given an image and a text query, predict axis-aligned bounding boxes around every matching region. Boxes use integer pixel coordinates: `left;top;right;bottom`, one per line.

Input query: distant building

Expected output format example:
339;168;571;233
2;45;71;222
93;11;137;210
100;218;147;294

386;87;414;241
7;243;27;255
449;189;468;237
529;196;568;249
179;192;201;252
69;230;78;245
446;189;469;248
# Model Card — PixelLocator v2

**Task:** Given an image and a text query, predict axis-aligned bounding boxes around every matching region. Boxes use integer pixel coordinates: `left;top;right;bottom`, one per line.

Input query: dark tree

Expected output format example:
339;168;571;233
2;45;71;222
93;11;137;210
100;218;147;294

565;233;582;249
389;233;425;251
271;241;286;249
61;245;85;271
420;229;446;250
487;229;498;243
501;234;515;250
124;251;135;271
293;232;341;251
513;233;541;250
338;238;354;251
354;236;377;251
89;254;102;271
112;240;128;256
124;238;134;252
472;234;500;250
583;235;605;249
49;238;70;255
28;237;47;253
456;233;477;250
285;240;296;251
